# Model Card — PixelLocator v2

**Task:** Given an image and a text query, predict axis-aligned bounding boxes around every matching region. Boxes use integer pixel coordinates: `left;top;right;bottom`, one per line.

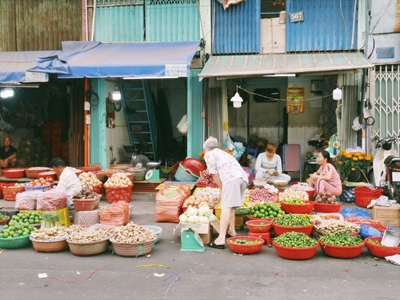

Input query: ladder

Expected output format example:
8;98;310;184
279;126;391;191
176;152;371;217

121;79;157;161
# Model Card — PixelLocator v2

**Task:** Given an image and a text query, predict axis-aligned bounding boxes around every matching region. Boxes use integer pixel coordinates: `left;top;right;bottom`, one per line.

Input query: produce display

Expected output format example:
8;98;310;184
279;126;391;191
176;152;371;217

196;170;218;187
345;218;389;233
232;239;262;245
249;203;285;219
274;232;318;248
74;185;99;199
314;191;338;204
0;211;41;238
179;206;217;224
25;178;52;187
67;224;116;243
281;199;307;204
78;172;102;188
111;223;155;243
319;231;363;246
40;211;61;228
279;188;309;201
30;226;77;240
290;183;315;192
367;239;382;246
0;213;8;220
313;220;359;237
185;187;221;208
249;185;278;203
273;214;313;227
104;173;133;187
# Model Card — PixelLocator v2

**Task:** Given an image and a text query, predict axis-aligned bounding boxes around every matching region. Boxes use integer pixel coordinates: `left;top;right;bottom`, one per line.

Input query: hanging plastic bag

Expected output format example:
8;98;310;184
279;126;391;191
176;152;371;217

222;133;234;151
177;114;188;135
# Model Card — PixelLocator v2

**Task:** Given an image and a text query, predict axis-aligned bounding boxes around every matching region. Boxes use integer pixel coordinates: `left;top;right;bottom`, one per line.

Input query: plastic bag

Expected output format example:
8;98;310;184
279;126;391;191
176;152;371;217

100;201;129;226
340;187;355;203
340;207;371;219
177;114;188;135
36;189;67;211
15;191;44;210
155;204;181;223
359;224;383;239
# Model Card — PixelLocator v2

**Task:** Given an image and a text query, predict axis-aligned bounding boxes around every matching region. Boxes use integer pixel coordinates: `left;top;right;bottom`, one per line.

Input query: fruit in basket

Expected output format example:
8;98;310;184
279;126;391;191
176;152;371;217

0;211;40;238
319;231;363;246
273;214;313;227
249;203;285;219
25;178;52;187
315;191;337;204
78;172;102;187
104;173;133;187
274;232;318;248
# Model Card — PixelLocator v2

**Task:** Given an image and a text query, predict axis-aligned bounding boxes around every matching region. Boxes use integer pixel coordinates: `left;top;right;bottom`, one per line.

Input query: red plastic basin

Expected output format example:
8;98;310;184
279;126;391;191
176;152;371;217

246;220;272;233
319;240;365;258
273;241;319;260
227;236;264;255
272;223;314;237
180;158;206;177
313;202;342;213
2;168;25;178
365;237;400;258
280;201;314;214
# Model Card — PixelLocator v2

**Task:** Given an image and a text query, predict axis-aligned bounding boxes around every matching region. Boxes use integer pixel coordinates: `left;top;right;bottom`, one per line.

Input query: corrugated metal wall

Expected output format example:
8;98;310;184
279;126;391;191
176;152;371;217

93;0;144;42
286;0;358;52
145;0;200;42
212;0;260;55
0;0;82;51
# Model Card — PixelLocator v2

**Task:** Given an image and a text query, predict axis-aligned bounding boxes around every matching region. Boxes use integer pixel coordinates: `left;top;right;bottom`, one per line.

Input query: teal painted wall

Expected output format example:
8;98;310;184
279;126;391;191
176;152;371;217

89;79;108;168
187;69;203;158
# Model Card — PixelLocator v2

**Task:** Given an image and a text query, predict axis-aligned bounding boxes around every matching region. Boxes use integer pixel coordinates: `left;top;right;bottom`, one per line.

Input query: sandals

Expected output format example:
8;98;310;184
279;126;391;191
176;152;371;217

208;241;225;249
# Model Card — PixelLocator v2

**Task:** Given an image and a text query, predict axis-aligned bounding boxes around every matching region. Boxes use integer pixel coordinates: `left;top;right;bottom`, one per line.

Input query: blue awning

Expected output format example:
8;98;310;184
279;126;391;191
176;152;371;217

0;41;200;83
0;50;61;83
58;41;200;79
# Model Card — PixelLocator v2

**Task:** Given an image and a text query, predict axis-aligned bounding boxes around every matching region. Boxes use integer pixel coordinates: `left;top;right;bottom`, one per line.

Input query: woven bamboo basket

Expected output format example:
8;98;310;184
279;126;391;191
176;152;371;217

67;238;109;256
30;237;68;253
110;237;156;257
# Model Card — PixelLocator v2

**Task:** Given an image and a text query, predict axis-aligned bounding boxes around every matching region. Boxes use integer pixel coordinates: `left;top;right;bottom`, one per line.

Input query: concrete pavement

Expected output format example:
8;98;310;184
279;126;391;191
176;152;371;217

0;193;400;300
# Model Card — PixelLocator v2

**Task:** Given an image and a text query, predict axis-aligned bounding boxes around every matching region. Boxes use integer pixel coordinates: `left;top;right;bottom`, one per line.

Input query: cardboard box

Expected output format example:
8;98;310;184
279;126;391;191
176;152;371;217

372;204;400;226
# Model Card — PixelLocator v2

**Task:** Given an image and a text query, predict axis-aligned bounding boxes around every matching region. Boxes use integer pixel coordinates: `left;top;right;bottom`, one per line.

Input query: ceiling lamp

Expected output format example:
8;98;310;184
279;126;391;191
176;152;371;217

111;84;121;101
230;85;243;108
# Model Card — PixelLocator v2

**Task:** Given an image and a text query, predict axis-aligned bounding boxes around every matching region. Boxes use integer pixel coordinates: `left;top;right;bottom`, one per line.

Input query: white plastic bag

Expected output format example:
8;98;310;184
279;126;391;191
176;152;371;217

177;114;188;135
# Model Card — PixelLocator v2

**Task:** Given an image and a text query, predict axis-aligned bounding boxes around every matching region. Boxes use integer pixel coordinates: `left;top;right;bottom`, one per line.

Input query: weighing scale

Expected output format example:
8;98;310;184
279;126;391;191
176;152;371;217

179;223;205;252
145;162;161;182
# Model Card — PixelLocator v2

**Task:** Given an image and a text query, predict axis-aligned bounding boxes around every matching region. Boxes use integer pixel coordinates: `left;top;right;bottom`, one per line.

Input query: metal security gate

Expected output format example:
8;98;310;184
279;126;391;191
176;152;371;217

370;64;400;153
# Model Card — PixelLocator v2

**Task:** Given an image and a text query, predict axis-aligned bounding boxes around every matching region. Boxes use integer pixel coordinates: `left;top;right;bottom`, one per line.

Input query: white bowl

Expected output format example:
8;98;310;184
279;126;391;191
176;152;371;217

271;180;289;187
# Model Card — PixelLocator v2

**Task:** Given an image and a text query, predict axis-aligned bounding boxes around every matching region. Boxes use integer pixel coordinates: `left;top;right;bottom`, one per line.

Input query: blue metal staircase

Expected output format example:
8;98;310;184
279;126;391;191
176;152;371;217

121;79;157;161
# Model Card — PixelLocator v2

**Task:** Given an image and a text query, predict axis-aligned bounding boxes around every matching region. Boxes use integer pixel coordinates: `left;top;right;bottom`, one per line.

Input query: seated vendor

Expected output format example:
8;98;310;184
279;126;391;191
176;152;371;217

50;157;82;210
254;143;291;182
0;136;17;168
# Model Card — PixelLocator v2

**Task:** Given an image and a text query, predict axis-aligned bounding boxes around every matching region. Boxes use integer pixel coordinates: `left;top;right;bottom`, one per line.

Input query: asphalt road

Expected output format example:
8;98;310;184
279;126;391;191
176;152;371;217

0;194;400;300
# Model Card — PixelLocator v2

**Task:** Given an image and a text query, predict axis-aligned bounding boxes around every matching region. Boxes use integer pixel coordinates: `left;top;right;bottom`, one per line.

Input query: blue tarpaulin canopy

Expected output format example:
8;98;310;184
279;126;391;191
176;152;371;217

0;41;200;83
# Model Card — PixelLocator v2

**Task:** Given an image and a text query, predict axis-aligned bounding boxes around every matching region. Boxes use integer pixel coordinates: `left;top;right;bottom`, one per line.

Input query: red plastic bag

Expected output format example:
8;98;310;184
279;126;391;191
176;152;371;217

100;201;129;226
36;189;67;211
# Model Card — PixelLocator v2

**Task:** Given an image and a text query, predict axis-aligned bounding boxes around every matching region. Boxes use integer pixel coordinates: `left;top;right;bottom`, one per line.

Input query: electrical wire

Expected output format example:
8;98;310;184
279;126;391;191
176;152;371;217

85;90;99;111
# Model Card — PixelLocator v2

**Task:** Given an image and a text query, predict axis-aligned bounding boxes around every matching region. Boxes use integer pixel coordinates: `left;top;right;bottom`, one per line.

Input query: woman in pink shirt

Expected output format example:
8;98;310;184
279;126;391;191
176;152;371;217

309;150;342;197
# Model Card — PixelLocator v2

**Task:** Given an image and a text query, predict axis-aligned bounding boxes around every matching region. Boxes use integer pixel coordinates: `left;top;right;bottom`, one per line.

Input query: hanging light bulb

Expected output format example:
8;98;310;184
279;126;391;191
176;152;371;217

333;86;342;100
111;84;121;101
230;85;243;108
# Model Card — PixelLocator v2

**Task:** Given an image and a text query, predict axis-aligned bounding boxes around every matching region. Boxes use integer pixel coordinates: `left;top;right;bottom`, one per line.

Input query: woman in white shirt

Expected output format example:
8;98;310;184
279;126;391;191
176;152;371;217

255;143;291;182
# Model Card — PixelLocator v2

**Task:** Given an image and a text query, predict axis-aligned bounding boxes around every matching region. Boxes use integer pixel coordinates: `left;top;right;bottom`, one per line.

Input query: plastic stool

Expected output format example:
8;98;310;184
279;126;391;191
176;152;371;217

248;231;271;247
246;147;258;158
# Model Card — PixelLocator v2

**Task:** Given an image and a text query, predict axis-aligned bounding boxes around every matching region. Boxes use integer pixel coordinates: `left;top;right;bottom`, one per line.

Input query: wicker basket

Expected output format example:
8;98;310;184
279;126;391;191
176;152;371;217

110;237;156;257
3;185;25;201
30;237;68;253
354;187;383;208
67;238;110;256
175;163;199;182
73;194;101;211
0;235;31;249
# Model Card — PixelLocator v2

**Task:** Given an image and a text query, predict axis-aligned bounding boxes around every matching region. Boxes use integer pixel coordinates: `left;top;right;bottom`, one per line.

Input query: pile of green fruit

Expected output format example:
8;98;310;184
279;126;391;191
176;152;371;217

273;213;313;227
249;203;285;219
274;232;318;248
232;239;262;245
0;211;41;238
281;199;306;205
320;231;363;246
